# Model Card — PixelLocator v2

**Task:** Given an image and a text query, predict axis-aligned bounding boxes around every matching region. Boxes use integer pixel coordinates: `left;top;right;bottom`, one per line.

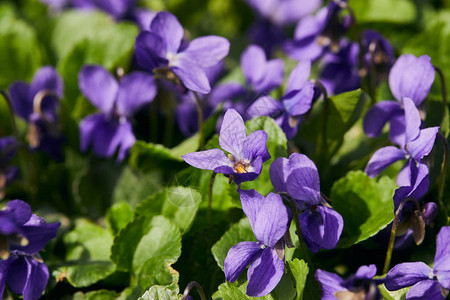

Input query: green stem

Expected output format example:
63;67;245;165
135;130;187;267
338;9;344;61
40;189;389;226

208;172;216;223
182;281;207;300
434;65;447;107
437;131;449;224
311;80;329;161
193;92;205;150
383;197;420;274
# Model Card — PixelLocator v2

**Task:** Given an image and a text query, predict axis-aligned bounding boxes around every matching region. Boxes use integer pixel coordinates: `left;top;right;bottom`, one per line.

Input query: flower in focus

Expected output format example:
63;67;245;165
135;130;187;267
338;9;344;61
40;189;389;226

247;60;320;139
385;226;450;300
79;65;156;162
182;109;270;185
0;200;60;300
316;264;384;299
224;189;290;297
134;11;230;94
0;137;19;199
270;153;343;252
363;54;435;143
8;66;64;160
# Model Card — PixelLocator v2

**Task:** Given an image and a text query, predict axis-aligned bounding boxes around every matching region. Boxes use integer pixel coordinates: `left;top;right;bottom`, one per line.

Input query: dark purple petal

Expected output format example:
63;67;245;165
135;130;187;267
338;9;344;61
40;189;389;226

253;193;289;247
434;226;450;289
282;81;315;117
134;31;168;71
285;153;321;205
407;127;439;160
300;205;343;252
422;202;438;225
247;95;283;118
79;114;102;153
389;112;406;148
14;215;60;254
247;247;284;297
116;72;157;116
385;262;432;291
150;11;184;53
95;0;135;19
389;54;435;105
224;241;262;283
393;161;429;210
269;157;290;193
6;255;27;294
182;149;232;171
403;97;421;144
6;200;32;226
22;257;49;300
0;259;10;299
315;269;346;299
219;109;246;159
365;146;406;178
241;45;266;88
406;280;443;300
242;130;270;162
286;60;311;93
9;82;32;120
182;36;230;68
0;212;18;235
284;38;324;62
171;58;211;94
78;66;118;114
354;264;377;280
238;189;265;228
363;101;402;137
30;66;64;100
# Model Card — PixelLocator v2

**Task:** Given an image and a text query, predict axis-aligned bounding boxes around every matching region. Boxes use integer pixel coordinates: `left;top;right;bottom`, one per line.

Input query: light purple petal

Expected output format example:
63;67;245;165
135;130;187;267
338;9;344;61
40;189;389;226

172;58;211;94
294;10;326;40
241;45;266;88
389;112;406;148
354;264;377;280
269;157;290;193
209;83;246;107
315;269;346;299
300;205;343;252
393;161;429;210
247;247;285;297
134;31;168;71
403;97;421;144
434;226;450;289
406;280;444;300
286;60;311;93
363;101;402;137
254;59;284;93
285;153;321;205
247;95;283;118
116;72;157;116
30;66;64;99
22;257;49;300
385;262;432;291
150;11;184;54
389;54;435;105
407;127;439;160
95;0;135;19
282;81;315;116
224;241;262;283
79;114;101;153
182;149;232;171
273;0;322;26
219;108;246;158
239;189;265;231
78;65;118;114
245;0;277;19
242;130;270;162
182;36;230;68
253;193;289;247
133;8;156;30
284;38;324;62
365;146;406;178
9;82;32;120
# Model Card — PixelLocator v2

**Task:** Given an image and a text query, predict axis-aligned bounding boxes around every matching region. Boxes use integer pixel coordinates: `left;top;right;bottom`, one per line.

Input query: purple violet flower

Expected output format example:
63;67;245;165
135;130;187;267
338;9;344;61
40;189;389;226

8;66;64;160
247;60;319;139
182;109;270;185
0;200;60;300
270;153;343;252
224;189;290;297
78;65;157;161
365;97;439;189
385;226;450;300
134;11;230;94
363;54;435;142
0;137;19;199
361;29;395;83
316;264;384;299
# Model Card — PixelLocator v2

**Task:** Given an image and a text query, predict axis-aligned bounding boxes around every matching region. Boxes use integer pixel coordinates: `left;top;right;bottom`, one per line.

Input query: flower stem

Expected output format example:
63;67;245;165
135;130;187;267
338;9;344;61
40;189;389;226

383;197;420;274
279;192;312;265
0;90;19;139
437;131;449;224
434;65;447;107
182;281;207;300
193;92;205;150
208;172;216;222
311;80;329;162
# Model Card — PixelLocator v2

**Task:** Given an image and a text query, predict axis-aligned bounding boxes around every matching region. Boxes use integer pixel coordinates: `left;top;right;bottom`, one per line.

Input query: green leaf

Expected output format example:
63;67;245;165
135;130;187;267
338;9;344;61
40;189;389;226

331;171;397;248
349;0;416;24
107;202;134;235
111;215;181;277
58;219;115;287
378;284;410;300
240;116;288;194
211;218;256;271
129;141;186;173
135;186;201;234
73;290;120;300
212;282;276;300
138;285;182;300
287;259;309;300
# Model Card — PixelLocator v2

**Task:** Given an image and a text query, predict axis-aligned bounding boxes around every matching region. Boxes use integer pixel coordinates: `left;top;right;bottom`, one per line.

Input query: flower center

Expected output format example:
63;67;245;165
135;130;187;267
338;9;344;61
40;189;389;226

234;162;247;174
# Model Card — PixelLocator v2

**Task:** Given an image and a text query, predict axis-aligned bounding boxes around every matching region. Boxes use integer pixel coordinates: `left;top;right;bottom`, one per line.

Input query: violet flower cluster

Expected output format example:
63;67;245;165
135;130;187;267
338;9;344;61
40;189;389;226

0;200;60;300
